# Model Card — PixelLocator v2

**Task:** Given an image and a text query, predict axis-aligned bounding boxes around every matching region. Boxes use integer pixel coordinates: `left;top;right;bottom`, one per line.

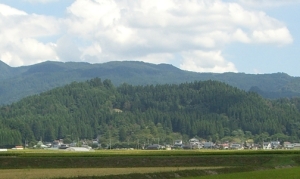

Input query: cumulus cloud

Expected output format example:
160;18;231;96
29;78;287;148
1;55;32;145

63;0;292;72
23;0;60;3
0;3;60;66
138;53;175;64
0;4;27;16
180;50;237;73
252;27;293;45
0;0;294;73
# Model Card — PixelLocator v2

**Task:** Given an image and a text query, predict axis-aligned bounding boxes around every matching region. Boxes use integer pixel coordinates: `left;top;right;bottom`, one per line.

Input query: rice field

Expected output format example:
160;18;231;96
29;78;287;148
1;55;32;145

186;166;300;179
1;149;300;178
0;167;224;179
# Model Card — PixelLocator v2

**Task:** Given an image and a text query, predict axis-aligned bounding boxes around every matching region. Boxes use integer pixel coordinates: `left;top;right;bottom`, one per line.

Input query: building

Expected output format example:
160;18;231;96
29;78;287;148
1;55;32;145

12;146;23;150
270;141;280;149
293;143;300;149
262;142;271;149
174;140;183;147
230;143;243;150
218;143;229;150
65;147;93;152
188;138;202;149
203;142;214;149
146;144;161;150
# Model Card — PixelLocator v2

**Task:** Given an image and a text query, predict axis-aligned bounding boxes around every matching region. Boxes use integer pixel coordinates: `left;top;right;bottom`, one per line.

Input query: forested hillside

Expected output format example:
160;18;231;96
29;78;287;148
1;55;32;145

1;78;300;147
1;60;300;105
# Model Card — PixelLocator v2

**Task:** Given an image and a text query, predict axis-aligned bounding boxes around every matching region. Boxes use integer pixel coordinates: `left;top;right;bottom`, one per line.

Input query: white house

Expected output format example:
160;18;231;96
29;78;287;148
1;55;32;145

263;142;272;149
270;141;280;149
188;138;202;149
174;140;183;147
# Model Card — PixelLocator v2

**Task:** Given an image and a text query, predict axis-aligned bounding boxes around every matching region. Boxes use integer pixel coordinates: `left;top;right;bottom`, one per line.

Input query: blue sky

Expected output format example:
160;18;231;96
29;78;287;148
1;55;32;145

0;0;300;76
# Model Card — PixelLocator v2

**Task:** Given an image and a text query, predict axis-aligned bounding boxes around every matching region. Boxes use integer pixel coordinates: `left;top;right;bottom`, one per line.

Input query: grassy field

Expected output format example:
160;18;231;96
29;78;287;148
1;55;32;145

1;149;300;179
186;167;300;179
0;167;225;179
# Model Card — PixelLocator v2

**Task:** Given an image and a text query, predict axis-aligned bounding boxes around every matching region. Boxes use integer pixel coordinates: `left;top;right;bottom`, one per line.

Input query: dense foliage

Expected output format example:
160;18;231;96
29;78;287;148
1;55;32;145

1;78;300;147
1;60;300;105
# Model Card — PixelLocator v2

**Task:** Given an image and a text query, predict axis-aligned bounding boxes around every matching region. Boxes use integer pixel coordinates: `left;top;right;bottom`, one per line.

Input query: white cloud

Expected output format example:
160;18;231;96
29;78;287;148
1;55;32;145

138;53;175;64
55;36;81;62
62;0;292;72
0;3;60;66
0;0;294;73
252;27;293;45
23;0;59;3
0;4;27;16
180;50;237;73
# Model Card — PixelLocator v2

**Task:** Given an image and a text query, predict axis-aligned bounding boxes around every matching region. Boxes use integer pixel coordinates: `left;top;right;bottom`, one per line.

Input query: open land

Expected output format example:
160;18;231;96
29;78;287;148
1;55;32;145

1;149;300;179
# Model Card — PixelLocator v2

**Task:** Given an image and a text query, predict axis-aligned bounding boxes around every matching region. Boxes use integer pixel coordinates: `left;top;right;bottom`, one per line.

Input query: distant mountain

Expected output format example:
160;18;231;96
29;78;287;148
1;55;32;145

0;60;12;79
1;60;300;105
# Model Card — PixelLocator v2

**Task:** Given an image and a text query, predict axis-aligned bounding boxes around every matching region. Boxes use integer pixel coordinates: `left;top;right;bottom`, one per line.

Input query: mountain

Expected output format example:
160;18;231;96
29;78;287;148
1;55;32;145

1;60;300;105
1;78;300;147
0;60;12;79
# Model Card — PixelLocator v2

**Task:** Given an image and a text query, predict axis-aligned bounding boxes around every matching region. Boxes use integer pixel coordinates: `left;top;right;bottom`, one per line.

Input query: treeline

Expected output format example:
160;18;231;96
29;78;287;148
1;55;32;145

1;78;300;147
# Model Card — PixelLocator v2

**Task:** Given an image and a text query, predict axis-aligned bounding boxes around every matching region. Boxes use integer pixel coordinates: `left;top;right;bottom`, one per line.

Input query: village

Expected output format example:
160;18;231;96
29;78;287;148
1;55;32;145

2;137;300;152
146;138;300;150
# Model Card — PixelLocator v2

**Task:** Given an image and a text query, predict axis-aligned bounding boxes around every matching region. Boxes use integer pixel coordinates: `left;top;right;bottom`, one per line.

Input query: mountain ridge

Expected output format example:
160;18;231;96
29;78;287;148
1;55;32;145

1;60;300;105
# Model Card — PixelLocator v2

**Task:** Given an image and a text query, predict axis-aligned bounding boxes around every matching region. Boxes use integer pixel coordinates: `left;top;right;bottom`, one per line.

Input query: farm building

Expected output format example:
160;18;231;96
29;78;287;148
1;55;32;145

146;144;161;150
65;147;93;152
12;146;23;150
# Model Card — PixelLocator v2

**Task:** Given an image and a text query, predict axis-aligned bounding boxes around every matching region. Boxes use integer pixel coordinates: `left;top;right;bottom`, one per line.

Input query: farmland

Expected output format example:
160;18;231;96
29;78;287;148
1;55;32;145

1;149;300;178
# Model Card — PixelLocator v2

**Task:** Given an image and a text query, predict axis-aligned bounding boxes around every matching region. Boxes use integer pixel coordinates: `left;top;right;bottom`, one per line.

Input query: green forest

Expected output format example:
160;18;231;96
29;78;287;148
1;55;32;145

1;78;300;148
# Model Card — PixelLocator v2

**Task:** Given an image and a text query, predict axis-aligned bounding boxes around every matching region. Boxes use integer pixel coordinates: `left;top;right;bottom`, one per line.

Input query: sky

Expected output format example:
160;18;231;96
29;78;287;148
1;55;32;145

0;0;300;76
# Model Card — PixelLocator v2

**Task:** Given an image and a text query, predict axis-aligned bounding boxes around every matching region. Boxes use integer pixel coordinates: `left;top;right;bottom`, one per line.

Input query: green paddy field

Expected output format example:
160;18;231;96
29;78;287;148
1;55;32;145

1;149;300;179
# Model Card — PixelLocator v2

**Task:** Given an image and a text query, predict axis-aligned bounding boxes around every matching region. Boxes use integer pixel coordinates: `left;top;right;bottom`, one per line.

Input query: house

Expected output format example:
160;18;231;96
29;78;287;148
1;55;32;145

270;141;280;149
203;142;214;149
174;140;183;147
34;141;48;149
293;143;300;149
245;139;254;149
219;143;229;150
189;138;199;143
230;143;243;150
283;142;294;149
51;140;63;148
165;145;172;150
188;138;202;149
262;142;271;149
59;144;69;149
